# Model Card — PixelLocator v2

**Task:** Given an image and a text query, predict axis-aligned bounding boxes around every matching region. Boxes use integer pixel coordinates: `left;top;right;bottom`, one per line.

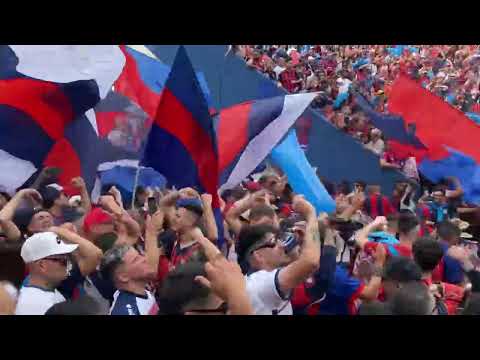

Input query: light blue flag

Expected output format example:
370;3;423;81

270;130;336;214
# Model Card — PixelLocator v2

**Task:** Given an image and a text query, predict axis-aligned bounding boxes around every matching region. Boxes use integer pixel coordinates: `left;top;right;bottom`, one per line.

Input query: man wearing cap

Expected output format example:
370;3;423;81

235;196;320;315
39;177;91;227
15;227;103;315
0;188;46;240
154;189;221;285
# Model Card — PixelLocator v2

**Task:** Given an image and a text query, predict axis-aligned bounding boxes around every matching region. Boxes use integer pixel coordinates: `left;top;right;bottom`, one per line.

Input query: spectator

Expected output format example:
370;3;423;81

100;244;158;315
412;237;465;314
15;229;102;315
236;196;320;314
45;295;107;315
389;281;434;315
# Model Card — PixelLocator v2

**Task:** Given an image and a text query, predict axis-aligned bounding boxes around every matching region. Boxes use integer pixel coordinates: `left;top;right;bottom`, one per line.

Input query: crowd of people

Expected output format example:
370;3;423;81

1;160;480;315
238;45;480;175
2;45;480;316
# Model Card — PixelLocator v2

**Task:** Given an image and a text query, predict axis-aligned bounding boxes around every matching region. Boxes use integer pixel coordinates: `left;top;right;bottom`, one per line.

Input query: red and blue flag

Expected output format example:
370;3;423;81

140;46;224;247
386;75;480;204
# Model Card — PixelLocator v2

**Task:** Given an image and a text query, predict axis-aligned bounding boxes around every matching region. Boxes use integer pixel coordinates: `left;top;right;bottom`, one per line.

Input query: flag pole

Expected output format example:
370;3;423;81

131;165;141;209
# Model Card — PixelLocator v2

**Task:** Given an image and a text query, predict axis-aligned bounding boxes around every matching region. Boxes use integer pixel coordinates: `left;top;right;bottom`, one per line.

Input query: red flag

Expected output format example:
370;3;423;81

388;75;480;163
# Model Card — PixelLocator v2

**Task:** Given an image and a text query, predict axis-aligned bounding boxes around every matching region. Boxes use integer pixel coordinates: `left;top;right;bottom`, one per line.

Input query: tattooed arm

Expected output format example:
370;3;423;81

277;196;320;296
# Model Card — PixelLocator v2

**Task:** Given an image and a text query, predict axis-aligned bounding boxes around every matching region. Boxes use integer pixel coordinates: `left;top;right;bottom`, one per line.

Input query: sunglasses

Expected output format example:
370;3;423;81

249;236;279;255
188;302;229;315
44;256;69;267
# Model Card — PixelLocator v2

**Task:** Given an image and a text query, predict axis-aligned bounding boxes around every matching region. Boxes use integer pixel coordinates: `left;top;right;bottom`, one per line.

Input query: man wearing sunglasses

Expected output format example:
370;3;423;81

15;232;81;315
236;196;320;315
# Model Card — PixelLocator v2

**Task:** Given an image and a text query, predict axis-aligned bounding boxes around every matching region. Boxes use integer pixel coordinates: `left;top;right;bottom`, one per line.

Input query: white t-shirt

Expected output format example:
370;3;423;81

15;285;66;315
365;138;385;156
246;269;292;315
273;66;286;79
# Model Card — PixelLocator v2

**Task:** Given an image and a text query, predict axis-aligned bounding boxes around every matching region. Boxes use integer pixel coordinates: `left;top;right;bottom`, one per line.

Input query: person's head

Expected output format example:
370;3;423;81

382;256;422;300
462;293;480;315
386;213;399;234
259;174;285;197
397;213;420;242
249;204;278;228
83;207;115;247
100;245;155;291
13;207;54;236
389;281;434;315
436;220;461;246
431;188;447;205
134;186;147;207
39;185;69;210
237;224;289;272
353;181;366;193
45;295;107;315
412;237;444;273
157;261;226;315
366;184;381;195
21;232;78;288
393;181;408;195
277;57;286;67
370;128;382;140
171;198;203;233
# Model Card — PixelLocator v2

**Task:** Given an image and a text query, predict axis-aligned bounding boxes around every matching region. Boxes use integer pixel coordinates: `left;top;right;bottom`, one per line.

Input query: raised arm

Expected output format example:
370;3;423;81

0;219;21;242
445;176;464;199
225;191;266;237
338;192;365;221
380;158;402;170
200;193;218;243
100;195;141;242
144;210;164;272
195;232;254;315
355;216;388;250
277;196;320;295
359;244;385;301
49;226;103;276
0;189;42;221
308;227;338;300
71;177;92;215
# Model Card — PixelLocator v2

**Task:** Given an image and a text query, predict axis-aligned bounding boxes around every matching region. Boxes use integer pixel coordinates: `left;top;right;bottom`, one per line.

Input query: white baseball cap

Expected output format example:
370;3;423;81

21;232;78;263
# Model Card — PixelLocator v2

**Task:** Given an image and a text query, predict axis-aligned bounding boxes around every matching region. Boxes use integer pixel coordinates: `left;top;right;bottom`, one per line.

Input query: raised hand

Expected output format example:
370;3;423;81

195;256;247;303
71;177;87;190
373;243;387;267
447;246;469;263
200;193;213;208
292;195;315;218
145;210;164;235
17;188;42;203
371;216;388;229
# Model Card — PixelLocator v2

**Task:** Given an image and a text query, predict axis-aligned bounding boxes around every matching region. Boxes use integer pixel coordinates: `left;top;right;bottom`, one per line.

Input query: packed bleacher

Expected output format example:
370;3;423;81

2;45;480;316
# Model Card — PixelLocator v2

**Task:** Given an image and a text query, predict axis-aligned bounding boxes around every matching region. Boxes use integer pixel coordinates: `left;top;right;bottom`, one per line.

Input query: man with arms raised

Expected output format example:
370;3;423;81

236;196;320;315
